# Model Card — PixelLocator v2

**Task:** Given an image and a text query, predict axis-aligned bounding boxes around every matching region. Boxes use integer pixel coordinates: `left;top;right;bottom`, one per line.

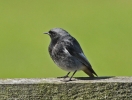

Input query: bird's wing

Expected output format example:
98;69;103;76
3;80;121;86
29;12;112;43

62;36;97;76
63;37;91;67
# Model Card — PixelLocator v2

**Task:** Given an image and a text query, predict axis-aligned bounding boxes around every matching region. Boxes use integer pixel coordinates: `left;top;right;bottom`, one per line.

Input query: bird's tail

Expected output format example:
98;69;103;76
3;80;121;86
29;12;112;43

83;67;98;77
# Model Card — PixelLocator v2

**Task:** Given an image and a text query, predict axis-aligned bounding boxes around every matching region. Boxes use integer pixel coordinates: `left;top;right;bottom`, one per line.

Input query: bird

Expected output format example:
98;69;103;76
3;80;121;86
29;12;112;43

44;28;97;82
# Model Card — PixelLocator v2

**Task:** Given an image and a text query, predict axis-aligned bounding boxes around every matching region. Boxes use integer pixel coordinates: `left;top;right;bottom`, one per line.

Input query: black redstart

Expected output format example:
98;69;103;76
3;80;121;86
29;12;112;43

44;28;97;81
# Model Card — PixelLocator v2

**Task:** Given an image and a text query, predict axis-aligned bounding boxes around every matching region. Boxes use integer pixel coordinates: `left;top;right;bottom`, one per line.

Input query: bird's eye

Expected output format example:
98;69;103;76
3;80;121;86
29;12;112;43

49;31;55;36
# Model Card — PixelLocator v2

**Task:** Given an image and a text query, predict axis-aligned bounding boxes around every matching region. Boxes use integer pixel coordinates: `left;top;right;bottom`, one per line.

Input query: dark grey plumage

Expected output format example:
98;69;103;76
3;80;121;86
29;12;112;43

45;28;97;81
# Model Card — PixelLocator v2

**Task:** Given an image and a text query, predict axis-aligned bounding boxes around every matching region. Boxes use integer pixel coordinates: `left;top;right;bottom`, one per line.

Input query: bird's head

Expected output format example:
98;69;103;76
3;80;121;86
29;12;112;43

44;28;69;41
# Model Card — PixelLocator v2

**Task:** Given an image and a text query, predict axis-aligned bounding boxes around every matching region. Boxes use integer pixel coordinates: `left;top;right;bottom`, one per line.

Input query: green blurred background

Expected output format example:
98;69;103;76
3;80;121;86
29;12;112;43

0;0;132;78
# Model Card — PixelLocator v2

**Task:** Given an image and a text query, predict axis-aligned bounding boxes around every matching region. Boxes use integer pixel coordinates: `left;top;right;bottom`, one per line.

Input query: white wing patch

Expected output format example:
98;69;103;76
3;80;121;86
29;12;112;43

63;48;69;54
63;48;72;57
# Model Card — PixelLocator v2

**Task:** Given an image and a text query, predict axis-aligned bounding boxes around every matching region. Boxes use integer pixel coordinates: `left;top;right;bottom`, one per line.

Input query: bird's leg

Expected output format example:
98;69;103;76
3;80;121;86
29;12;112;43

57;72;70;78
63;70;77;82
68;70;77;81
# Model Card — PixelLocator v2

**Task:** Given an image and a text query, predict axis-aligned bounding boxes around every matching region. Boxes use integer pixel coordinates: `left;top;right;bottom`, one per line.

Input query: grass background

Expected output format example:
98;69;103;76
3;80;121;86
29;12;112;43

0;0;132;78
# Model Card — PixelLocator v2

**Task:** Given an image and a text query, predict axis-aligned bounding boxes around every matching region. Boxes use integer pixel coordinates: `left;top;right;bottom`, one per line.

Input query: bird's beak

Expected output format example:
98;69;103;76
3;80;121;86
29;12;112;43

44;32;49;34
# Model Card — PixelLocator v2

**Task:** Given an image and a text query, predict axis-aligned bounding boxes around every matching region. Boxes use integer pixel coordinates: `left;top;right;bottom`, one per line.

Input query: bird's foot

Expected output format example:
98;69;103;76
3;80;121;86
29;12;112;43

62;79;72;82
57;72;70;79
